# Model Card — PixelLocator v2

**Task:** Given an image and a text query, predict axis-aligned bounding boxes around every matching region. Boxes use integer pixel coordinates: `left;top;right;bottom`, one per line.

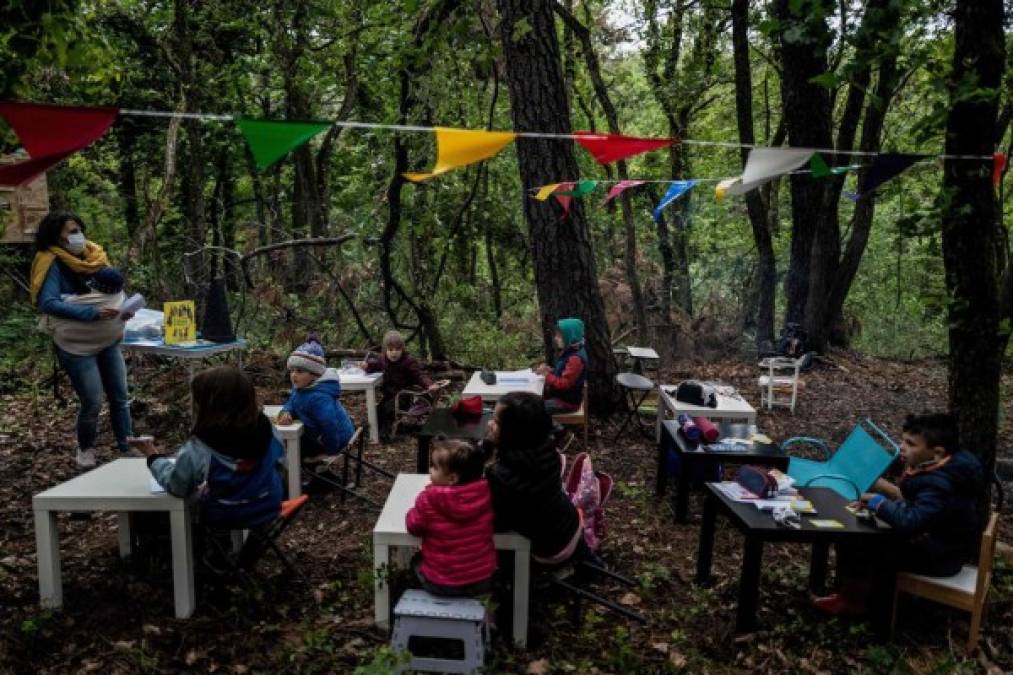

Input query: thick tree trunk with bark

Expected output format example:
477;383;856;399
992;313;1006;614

497;0;617;414
731;0;775;350
940;0;1004;513
771;0;833;326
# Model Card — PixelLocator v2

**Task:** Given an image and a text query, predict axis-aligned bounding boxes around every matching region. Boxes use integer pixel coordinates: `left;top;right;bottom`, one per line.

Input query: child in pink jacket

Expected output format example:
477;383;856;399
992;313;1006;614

406;437;496;596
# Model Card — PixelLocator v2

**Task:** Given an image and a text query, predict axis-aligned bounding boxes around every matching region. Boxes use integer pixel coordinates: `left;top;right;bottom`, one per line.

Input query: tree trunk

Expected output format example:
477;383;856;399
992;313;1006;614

497;0;617;414
940;0;1004;514
552;1;648;344
771;0;833;326
731;0;775;351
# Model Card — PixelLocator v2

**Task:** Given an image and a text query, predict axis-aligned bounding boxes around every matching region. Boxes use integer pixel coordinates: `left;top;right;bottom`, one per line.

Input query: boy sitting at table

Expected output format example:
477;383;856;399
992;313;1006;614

814;412;984;615
277;334;355;460
535;317;587;415
363;330;440;439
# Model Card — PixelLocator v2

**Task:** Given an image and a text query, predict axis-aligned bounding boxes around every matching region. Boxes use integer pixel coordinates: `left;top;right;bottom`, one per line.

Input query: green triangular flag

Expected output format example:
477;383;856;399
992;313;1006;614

811;153;851;178
555;179;598;197
236;118;333;170
811;153;831;178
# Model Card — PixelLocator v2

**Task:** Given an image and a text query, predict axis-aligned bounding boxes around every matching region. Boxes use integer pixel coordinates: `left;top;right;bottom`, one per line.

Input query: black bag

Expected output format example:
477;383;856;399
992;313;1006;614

675;381;717;408
777;322;808;358
480;369;497;385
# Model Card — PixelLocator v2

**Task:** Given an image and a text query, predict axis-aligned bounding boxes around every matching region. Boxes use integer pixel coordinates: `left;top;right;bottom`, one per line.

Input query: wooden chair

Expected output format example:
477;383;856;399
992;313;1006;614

757;355;805;413
391;379;451;437
554;384;589;451
891;512;999;655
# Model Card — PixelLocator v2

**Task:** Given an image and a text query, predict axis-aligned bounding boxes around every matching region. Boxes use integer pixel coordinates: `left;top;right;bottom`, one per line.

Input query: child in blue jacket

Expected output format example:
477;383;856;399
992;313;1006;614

132;366;284;530
814;412;984;616
276;334;355;459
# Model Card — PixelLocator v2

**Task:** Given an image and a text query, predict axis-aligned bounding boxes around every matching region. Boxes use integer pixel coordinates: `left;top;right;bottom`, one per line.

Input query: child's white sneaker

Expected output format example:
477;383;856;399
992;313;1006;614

76;448;97;468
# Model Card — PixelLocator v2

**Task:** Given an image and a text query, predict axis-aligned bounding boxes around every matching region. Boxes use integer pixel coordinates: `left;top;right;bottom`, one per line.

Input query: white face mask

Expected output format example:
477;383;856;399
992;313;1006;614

64;232;86;254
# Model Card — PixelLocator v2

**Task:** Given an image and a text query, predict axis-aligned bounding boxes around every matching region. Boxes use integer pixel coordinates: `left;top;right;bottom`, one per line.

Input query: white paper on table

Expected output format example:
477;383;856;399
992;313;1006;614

119;293;146;316
149;458;176;493
712;481;757;502
496;368;537;384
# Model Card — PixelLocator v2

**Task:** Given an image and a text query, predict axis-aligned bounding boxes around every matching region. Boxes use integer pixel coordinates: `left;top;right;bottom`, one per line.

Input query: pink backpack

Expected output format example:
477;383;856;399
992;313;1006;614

561;452;614;552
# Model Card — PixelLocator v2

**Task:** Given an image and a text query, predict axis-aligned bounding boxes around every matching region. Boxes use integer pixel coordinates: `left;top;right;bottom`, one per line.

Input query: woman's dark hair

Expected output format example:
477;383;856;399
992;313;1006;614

903;413;958;455
35;210;86;252
191;366;260;436
495;391;554;457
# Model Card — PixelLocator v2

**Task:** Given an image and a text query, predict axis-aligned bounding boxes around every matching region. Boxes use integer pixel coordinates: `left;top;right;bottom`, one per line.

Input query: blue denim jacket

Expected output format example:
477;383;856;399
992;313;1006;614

38;262;98;321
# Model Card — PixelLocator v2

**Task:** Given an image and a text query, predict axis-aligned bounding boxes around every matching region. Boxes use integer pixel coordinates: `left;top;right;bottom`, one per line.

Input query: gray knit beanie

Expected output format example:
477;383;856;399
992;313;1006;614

287;334;326;375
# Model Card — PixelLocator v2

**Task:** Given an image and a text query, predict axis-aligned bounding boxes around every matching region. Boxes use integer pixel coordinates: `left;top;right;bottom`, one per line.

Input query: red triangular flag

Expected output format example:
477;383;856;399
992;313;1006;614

0;102;118;186
574;132;674;165
602;180;646;206
553;181;576;219
993;153;1007;189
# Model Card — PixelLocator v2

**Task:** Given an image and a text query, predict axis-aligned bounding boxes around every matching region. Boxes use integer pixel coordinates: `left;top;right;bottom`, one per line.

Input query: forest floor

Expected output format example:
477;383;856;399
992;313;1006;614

0;348;1011;674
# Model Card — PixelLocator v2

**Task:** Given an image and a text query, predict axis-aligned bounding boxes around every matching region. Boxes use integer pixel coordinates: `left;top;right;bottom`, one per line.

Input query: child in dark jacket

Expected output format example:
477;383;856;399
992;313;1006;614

132;366;284;530
277;335;355;459
535;318;588;415
485;391;583;564
363;330;439;437
814;412;984;615
406;438;496;596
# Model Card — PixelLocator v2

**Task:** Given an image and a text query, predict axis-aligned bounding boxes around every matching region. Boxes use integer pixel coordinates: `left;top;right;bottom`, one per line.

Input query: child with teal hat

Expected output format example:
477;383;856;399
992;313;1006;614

535;317;588;415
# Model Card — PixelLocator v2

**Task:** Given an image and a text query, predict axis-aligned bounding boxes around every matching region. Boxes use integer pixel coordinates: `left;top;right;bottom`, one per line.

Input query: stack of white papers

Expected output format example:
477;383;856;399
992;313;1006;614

496;369;537;384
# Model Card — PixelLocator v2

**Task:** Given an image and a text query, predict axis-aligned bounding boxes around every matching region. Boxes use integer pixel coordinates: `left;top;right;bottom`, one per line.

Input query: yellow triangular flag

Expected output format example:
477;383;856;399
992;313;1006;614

404;127;518;182
533;183;561;201
715;178;739;204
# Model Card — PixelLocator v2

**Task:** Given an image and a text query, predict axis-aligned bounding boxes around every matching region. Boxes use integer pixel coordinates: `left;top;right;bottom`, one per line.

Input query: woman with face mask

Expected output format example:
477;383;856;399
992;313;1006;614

31;210;134;468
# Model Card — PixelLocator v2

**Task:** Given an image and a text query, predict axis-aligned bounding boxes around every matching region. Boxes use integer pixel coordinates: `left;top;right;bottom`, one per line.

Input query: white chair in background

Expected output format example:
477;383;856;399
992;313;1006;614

757;355;804;413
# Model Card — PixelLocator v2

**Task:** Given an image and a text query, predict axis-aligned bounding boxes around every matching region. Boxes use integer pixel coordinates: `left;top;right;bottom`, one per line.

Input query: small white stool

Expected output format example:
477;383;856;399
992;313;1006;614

391;590;488;674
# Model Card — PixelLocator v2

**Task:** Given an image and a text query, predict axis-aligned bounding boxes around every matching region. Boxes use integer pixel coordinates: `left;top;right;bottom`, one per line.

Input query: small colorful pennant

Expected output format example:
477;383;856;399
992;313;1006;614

848;152;928;200
552;181;577;218
554;179;597;197
715;178;739;204
993;153;1007;189
0;102;118;186
811;153;850;178
602;180;645;205
236;118;333;170
533;183;562;201
726;147;814;196
404;127;517;182
574;132;674;164
653;180;697;221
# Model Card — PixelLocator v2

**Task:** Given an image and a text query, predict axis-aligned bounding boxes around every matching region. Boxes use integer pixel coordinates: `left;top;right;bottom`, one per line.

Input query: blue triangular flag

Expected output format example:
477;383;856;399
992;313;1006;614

653;180;697;221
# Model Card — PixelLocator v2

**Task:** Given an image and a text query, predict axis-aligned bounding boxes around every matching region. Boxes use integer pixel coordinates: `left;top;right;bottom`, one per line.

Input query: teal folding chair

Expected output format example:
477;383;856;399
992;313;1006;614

783;418;900;500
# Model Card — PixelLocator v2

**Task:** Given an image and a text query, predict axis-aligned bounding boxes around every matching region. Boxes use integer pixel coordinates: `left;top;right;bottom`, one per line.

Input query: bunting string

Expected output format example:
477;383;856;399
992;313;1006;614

114;106;996;161
0;101;1002;191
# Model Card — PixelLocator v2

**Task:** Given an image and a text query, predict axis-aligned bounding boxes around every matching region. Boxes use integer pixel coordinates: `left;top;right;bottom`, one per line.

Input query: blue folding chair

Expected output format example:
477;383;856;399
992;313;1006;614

783;418;900;500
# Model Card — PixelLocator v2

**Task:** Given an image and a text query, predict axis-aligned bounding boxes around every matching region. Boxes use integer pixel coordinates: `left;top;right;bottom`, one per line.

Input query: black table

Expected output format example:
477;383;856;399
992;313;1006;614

695;484;897;635
416;408;492;473
656;420;789;523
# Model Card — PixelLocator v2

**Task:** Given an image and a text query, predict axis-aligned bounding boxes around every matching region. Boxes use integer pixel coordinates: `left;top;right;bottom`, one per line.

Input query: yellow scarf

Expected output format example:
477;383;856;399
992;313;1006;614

30;242;111;305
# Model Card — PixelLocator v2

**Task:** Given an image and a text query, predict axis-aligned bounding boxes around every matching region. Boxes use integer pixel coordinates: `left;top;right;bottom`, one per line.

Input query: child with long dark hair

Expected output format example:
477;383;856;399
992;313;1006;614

131;366;283;529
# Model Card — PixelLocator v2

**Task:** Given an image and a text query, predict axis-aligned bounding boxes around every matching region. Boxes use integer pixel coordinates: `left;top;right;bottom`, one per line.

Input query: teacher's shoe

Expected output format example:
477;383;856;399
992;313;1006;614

76;448;97;469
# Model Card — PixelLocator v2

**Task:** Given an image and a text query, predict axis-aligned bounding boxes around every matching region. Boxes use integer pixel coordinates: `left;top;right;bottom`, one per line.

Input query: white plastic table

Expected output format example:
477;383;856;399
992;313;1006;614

263;405;304;499
33;458;195;618
338;369;384;444
373;473;531;647
460;370;544;402
121;338;247;380
656;385;757;442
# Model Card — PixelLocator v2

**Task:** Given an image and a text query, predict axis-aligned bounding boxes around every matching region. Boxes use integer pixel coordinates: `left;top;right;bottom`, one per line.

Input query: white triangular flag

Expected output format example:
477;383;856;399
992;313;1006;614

726;147;814;196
